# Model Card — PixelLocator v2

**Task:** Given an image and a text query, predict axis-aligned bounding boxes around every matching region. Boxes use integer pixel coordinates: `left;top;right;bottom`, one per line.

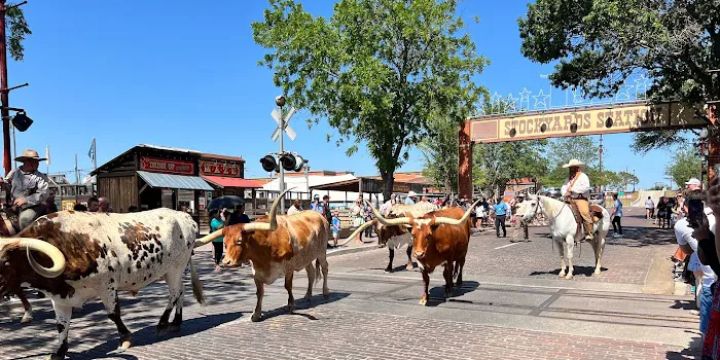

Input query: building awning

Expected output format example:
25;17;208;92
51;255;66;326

137;171;214;191
201;176;265;189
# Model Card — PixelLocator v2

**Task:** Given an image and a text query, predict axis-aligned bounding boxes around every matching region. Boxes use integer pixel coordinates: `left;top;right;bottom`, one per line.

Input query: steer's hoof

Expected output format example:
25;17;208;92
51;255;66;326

251;312;262;322
20;313;32;324
288;302;295;313
118;338;132;352
558;272;566;278
48;354;64;360
384;267;393;273
419;297;428;306
406;263;414;271
564;274;574;280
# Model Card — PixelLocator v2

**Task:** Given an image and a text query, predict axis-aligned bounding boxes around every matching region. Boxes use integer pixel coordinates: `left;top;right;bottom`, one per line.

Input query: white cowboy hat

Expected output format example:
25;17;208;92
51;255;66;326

407;191;418;197
561;159;584;168
15;148;46;162
685;178;701;186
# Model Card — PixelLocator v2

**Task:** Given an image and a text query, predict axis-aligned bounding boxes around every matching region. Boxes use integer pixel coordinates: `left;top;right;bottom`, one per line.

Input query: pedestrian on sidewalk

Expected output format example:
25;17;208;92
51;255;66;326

331;210;341;248
610;193;623;238
352;197;365;243
700;176;720;359
645;196;655;220
494;197;509;238
210;209;226;273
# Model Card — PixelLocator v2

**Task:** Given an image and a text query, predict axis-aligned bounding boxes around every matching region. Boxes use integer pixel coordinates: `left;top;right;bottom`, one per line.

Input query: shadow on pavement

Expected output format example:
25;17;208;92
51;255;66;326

665;333;702;359
425;281;480;307
257;291;350;322
74;311;244;360
529;266;608;278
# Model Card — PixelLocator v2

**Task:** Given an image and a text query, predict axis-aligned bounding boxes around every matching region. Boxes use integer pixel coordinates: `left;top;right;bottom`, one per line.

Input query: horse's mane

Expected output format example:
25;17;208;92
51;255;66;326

536;195;566;218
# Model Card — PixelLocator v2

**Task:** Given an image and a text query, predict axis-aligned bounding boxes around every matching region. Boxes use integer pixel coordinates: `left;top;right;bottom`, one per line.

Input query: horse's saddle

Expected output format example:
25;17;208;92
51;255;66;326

567;201;604;243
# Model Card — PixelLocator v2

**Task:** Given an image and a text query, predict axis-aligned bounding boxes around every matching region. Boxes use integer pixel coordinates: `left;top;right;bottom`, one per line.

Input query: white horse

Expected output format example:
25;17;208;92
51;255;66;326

516;195;610;279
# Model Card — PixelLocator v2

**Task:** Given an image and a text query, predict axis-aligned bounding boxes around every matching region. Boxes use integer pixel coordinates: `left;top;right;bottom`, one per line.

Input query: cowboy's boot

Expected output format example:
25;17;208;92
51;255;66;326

583;222;593;242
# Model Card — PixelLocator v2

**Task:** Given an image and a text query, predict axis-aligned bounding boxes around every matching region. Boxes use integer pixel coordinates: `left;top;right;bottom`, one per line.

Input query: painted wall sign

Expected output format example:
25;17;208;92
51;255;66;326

199;160;242;177
140;157;194;175
469;101;705;143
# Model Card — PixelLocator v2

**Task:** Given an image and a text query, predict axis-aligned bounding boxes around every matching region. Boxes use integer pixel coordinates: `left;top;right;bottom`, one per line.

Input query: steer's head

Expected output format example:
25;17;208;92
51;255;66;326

195;190;289;267
0;234;67;293
368;201;478;261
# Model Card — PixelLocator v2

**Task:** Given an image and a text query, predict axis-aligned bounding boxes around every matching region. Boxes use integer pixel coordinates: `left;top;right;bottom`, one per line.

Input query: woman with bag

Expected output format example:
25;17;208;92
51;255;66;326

352;197;365;243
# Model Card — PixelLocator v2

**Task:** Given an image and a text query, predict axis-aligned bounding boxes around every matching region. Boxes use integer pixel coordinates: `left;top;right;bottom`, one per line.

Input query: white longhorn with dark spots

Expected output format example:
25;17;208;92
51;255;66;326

0;208;205;360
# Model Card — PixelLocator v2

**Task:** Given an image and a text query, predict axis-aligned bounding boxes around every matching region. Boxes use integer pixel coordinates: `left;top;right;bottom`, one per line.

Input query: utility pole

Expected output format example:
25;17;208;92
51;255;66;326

0;0;10;175
277;99;286;212
598;134;604;193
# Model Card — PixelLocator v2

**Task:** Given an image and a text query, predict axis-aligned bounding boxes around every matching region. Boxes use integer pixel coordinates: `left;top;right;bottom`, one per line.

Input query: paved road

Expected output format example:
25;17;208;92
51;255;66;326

0;207;700;359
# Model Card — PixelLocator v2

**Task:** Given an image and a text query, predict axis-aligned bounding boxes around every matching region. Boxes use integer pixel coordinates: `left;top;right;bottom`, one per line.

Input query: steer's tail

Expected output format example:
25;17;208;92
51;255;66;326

189;257;206;306
314;259;323;285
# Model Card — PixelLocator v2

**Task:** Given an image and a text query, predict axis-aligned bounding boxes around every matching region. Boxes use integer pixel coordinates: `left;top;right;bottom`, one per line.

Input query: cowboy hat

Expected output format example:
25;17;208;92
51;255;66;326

561;159;584;168
407;191;418;197
685;178;701;186
15;149;46;162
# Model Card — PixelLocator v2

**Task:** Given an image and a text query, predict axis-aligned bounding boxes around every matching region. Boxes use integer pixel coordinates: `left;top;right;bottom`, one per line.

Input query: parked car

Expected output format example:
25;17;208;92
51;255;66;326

541;187;562;198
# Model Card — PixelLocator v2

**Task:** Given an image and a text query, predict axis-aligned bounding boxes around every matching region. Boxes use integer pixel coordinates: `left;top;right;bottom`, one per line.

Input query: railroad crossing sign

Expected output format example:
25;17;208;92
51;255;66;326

271;106;297;141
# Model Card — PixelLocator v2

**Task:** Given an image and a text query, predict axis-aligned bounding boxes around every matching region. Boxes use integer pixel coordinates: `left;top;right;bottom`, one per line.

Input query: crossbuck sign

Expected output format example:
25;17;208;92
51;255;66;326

271;107;297;142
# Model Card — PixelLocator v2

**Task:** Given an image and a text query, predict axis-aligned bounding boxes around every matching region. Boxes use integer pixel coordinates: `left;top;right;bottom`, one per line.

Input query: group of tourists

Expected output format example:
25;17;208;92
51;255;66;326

669;176;720;359
645;182;695;230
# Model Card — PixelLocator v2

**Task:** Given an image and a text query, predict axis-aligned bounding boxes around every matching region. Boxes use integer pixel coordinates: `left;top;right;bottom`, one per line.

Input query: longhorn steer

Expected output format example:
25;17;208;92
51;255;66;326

369;202;477;305
196;190;330;322
0;210;35;324
0;209;205;360
374;203;437;273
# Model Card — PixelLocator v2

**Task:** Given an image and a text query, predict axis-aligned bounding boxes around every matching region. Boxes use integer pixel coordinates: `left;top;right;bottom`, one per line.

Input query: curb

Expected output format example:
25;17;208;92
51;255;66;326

327;244;379;257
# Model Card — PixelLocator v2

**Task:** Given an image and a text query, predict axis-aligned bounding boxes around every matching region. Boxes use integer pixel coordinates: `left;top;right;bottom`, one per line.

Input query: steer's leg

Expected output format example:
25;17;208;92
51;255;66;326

101;291;132;351
419;269;430;306
50;302;72;360
304;263;315;301
251;277;264;322
556;239;567;278
405;245;414;271
455;257;466;287
386;248;394;272
443;262;454;297
157;272;183;334
285;271;295;313
319;255;330;299
17;288;33;324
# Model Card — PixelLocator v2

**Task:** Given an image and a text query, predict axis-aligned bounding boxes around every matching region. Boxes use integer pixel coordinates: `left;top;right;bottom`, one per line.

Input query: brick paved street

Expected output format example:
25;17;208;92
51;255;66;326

0;207;700;359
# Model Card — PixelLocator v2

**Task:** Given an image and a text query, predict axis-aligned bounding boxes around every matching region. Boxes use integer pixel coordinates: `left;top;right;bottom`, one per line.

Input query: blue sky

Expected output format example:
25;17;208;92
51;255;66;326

10;1;676;188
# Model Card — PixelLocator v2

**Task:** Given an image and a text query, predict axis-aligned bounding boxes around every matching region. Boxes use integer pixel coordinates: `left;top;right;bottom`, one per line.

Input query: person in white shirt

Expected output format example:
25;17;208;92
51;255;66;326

380;193;398;216
560;159;593;241
287;199;302;215
674;197;716;337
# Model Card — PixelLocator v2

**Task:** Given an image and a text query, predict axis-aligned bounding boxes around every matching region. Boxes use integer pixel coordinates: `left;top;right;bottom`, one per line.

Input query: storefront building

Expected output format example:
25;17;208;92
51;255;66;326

91;145;251;222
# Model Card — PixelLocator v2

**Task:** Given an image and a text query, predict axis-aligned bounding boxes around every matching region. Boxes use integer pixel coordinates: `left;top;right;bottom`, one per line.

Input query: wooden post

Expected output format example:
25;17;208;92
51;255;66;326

458;120;473;199
708;105;719;182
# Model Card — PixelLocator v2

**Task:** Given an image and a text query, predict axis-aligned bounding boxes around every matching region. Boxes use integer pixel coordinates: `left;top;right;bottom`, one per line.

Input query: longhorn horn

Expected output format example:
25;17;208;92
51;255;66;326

433;200;481;226
366;200;412;227
194;228;224;248
18;238;66;279
240;187;292;232
335;219;377;247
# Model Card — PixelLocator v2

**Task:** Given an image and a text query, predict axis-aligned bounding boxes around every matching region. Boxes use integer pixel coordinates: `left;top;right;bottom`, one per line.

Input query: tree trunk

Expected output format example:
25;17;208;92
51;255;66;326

381;170;394;203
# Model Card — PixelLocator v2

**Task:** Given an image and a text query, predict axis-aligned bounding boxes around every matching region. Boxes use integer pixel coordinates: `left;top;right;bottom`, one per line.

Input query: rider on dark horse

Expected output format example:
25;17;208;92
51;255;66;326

0;149;51;231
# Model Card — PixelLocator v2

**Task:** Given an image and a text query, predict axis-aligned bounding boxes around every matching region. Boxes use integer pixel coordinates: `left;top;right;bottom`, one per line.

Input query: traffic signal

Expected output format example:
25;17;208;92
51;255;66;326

279;152;306;172
12;112;33;132
260;154;279;173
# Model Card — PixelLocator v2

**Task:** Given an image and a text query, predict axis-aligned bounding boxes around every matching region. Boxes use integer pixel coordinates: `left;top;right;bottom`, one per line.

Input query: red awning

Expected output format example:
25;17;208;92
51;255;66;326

201;176;265;189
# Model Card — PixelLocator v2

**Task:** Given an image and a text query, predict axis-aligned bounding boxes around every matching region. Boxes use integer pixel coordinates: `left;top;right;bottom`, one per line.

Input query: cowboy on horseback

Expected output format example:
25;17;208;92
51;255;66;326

560;159;593;242
0;149;50;230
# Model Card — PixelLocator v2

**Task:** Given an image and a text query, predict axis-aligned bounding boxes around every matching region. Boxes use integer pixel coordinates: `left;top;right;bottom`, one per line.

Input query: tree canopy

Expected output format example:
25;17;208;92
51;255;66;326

252;0;487;200
519;0;720;151
666;146;702;188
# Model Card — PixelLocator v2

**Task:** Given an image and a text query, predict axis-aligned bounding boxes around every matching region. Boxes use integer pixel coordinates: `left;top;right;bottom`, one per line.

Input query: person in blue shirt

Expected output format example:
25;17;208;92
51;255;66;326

611;193;623;238
494;197;509;238
331;211;341;248
209;209;226;273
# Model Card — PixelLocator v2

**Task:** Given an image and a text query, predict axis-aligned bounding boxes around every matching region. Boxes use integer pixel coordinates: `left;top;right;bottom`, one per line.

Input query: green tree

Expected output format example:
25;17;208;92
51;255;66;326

617;170;639;191
547;136;598;168
473;99;548;197
420;116;459;193
252;0;487;200
666;146;702;189
6;6;31;61
519;0;720;152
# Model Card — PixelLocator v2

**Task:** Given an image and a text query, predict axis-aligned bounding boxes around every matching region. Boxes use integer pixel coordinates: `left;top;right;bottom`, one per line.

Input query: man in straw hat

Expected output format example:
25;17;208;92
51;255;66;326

1;148;51;229
561;159;593;242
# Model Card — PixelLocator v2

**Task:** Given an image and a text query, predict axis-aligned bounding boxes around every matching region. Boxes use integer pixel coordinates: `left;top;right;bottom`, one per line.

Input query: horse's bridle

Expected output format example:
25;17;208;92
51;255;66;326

521;196;566;225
